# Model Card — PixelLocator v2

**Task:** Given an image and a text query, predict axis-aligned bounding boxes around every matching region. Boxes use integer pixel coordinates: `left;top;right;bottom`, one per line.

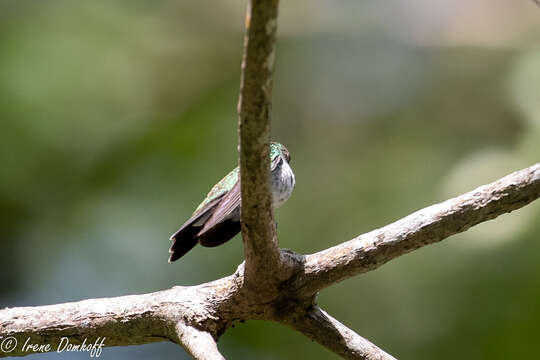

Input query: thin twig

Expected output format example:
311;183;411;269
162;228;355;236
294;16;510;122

175;323;225;360
286;306;397;360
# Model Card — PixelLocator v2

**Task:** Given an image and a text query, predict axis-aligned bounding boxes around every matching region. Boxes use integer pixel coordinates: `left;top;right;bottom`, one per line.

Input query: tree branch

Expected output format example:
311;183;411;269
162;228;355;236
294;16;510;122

293;163;540;296
237;0;281;288
285;306;397;360
0;278;238;358
0;293;169;357
175;323;225;360
1;164;539;358
5;0;540;356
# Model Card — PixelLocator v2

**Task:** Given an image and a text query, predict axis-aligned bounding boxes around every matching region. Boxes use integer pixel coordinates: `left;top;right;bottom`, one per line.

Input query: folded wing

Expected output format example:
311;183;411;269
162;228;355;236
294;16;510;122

168;196;223;262
197;181;241;247
168;182;242;261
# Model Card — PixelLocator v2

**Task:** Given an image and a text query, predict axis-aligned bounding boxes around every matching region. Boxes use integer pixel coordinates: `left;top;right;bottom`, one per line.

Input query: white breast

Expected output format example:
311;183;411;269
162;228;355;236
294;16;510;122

271;157;295;208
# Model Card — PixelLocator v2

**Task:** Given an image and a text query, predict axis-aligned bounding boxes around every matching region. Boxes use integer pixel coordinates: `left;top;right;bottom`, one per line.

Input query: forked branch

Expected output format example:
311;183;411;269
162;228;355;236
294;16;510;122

1;164;539;359
1;0;539;357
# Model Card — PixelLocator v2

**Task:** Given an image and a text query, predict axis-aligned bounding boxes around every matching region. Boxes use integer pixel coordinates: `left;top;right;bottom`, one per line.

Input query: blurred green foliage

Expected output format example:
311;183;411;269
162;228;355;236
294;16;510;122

1;1;539;359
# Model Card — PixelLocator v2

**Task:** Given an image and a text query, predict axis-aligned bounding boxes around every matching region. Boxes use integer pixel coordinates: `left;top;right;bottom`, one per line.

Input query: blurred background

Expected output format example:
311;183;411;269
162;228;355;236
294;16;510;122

1;0;540;359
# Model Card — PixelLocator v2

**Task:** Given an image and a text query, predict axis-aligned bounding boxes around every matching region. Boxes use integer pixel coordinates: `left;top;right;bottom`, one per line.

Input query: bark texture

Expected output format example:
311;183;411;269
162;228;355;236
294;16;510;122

237;0;283;290
286;306;397;360
293;163;540;296
1;163;539;359
1;0;540;358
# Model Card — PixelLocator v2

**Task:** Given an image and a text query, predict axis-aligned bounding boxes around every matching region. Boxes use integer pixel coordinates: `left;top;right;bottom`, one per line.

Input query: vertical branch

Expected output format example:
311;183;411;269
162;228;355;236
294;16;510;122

237;0;281;286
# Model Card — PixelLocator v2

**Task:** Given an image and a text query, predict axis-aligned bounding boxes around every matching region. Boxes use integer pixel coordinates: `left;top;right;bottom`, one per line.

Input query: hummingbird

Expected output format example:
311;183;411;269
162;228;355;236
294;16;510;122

168;142;295;262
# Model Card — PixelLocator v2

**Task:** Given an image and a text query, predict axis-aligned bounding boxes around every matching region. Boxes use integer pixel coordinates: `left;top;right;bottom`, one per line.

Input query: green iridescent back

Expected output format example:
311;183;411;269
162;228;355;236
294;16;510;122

193;167;239;214
193;142;285;215
269;142;286;161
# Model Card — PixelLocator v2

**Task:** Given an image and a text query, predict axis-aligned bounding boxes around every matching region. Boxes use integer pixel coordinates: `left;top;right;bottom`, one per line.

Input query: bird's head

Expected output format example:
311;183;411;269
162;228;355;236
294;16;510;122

270;142;291;163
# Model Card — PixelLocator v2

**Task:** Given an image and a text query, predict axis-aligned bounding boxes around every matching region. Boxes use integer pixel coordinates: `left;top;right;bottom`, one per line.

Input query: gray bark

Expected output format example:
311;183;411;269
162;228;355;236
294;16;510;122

1;0;539;358
1;163;539;359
